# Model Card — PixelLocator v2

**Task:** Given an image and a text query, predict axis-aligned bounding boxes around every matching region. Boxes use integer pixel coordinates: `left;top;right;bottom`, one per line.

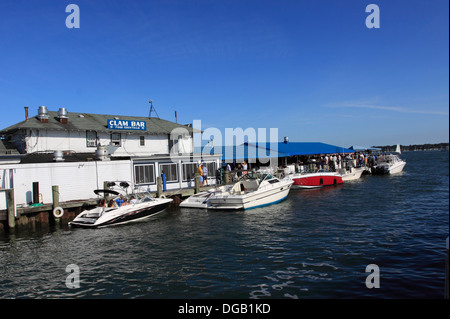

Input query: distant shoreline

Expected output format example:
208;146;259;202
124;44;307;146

373;142;449;152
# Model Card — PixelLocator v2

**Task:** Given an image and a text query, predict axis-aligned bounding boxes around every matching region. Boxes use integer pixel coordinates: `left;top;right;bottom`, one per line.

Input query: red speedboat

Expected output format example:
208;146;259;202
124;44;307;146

290;172;343;189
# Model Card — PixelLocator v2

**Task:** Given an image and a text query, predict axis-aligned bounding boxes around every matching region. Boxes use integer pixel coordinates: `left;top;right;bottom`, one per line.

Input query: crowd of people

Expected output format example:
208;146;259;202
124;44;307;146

284;153;379;173
97;194;138;208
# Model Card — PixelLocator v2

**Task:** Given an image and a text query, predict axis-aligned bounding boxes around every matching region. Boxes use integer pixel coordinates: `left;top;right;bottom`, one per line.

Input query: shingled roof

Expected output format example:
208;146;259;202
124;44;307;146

0;111;195;135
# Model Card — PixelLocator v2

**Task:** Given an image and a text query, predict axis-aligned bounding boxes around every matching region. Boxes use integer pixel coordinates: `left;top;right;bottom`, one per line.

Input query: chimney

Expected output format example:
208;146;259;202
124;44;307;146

38;106;49;123
57;107;68;124
24;106;29;120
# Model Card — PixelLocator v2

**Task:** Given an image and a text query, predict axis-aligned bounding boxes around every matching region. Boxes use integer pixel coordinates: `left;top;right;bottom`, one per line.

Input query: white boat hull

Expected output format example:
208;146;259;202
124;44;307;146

373;157;406;175
69;198;173;228
340;167;365;181
387;161;406;174
180;185;233;209
208;179;293;210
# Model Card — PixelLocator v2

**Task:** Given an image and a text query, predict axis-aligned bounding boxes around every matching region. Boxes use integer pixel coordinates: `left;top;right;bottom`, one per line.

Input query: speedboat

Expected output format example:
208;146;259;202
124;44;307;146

290;171;343;189
338;166;365;181
372;154;406;175
179;185;233;209
69;189;172;228
206;173;294;210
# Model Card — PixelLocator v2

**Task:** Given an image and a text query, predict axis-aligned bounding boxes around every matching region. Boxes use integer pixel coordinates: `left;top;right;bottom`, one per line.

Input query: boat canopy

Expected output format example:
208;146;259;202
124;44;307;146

197;141;354;161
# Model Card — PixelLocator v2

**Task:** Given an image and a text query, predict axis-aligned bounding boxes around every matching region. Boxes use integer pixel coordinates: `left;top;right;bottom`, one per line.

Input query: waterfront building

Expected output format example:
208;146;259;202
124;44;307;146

0;106;221;209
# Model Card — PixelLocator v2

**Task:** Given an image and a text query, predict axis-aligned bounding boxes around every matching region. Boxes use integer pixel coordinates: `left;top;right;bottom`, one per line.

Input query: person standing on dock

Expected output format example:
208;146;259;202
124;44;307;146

242;161;248;175
203;164;209;186
198;164;204;186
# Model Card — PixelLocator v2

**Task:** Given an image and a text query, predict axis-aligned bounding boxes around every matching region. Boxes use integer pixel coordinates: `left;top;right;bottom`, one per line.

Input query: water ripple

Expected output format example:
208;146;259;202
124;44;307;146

0;151;448;298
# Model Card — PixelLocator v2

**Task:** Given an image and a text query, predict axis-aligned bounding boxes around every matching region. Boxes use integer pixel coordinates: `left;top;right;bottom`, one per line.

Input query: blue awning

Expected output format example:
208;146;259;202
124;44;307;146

247;142;355;157
196;141;354;161
197;144;286;161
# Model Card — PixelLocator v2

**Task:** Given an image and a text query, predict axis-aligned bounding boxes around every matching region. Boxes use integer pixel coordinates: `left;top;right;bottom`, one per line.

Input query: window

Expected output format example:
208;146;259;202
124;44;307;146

159;163;178;182
134;164;155;185
86;131;97;147
168;136;179;154
204;162;217;178
140;136;145;146
181;162;217;181
182;163;197;181
111;133;121;146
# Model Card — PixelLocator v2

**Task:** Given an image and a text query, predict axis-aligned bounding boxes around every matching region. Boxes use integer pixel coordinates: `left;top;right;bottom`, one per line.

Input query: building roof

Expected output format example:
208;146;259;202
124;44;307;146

0;139;20;155
0;110;195;135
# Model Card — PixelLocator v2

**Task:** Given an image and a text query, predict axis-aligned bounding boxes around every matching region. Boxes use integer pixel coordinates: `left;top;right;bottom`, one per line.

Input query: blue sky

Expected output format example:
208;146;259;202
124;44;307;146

0;0;448;147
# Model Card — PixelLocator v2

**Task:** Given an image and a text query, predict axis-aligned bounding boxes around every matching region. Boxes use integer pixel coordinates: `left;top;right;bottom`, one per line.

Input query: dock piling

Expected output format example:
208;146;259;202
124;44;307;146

52;185;59;208
32;182;39;204
103;181;110;201
51;185;60;223
194;175;200;194
224;170;231;184
6;189;15;229
157;177;163;197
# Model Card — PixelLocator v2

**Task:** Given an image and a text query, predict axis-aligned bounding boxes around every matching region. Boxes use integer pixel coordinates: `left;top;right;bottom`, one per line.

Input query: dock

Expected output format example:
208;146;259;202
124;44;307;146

0;177;217;232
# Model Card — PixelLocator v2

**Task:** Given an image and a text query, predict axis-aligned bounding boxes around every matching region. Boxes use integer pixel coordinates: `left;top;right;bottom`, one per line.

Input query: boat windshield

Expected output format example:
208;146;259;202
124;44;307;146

238;171;278;183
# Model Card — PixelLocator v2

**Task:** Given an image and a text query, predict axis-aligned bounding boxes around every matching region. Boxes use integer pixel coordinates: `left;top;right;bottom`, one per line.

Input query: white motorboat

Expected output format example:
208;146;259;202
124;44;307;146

69;189;172;228
372;154;406;175
179;185;234;209
206;173;294;210
338;166;365;181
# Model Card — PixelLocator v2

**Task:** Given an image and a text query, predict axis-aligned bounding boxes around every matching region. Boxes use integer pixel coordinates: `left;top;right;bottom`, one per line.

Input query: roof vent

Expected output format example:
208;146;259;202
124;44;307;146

53;150;64;162
57;108;68;124
284;136;289;144
95;146;110;161
38;106;49;123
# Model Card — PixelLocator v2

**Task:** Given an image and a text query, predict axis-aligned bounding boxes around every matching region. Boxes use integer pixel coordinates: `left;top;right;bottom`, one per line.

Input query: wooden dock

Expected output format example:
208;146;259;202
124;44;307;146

0;176;218;232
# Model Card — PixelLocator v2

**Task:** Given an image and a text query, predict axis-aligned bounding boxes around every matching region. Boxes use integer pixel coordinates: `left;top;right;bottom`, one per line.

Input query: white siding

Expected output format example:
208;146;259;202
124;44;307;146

0;155;220;208
21;129;193;157
1;160;131;206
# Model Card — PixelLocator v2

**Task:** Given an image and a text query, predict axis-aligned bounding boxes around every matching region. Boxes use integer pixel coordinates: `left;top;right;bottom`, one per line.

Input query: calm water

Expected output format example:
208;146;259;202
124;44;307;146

1;151;448;299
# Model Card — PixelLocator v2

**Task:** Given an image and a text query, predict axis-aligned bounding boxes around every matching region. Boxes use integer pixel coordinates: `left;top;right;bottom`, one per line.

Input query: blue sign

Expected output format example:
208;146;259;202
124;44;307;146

107;119;147;131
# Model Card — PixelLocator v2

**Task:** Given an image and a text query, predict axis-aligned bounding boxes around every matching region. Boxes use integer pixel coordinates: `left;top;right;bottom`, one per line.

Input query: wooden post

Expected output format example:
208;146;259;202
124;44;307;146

224;170;230;184
51;185;60;223
103;181;110;201
32;182;39;204
6;189;15;229
52;185;59;208
194;174;200;194
157;177;163;197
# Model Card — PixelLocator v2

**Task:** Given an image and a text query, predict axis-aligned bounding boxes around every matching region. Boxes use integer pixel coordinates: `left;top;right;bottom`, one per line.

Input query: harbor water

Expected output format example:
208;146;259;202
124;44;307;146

0;150;448;298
